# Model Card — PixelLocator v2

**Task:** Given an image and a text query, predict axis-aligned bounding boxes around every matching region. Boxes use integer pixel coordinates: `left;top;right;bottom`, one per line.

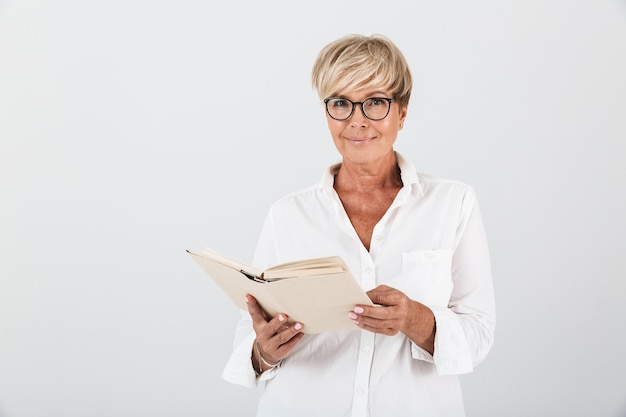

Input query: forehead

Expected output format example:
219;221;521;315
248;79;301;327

334;86;392;100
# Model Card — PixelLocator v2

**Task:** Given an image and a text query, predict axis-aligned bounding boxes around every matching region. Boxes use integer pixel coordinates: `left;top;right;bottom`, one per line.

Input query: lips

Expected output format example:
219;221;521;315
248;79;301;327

345;136;374;144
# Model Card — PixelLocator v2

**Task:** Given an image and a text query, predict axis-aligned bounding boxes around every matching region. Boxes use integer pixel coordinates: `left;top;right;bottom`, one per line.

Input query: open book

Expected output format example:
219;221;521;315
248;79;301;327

187;248;373;333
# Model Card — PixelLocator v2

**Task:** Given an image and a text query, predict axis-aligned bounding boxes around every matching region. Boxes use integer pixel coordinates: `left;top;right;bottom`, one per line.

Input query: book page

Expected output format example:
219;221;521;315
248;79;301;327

199;248;263;279
264;256;347;280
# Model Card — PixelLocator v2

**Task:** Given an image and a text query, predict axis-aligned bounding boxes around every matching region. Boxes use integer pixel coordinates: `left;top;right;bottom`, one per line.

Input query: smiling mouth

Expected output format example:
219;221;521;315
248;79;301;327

346;137;374;144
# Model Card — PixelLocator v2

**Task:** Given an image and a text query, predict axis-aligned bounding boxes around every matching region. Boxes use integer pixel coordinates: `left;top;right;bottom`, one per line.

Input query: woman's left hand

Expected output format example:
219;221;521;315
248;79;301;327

349;285;436;354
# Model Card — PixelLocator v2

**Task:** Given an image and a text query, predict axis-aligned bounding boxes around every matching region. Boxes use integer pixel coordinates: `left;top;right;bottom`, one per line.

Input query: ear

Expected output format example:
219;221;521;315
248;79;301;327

398;105;408;130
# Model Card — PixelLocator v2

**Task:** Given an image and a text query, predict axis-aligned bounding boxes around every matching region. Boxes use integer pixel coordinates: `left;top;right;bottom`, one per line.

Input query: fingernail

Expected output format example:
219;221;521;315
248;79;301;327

244;295;249;303
278;314;285;322
354;307;364;314
348;312;358;320
295;323;302;330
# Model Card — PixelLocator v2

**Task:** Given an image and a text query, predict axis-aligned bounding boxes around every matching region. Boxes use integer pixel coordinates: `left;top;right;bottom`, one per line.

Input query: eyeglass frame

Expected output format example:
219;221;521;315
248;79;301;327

323;97;396;121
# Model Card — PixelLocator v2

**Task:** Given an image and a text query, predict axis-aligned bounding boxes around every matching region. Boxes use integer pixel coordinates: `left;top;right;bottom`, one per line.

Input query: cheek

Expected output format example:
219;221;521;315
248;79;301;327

326;119;345;139
379;124;399;141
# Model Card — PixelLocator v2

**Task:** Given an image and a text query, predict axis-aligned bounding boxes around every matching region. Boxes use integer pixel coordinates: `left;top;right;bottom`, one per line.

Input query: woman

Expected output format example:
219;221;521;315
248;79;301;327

222;34;495;417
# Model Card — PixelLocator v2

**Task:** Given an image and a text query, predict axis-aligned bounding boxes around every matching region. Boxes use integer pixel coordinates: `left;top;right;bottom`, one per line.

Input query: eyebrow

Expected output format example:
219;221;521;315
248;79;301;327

332;91;391;100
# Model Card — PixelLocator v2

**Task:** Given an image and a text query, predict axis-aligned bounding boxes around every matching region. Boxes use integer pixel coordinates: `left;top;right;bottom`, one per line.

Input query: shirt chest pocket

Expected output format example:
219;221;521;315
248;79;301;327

401;250;453;306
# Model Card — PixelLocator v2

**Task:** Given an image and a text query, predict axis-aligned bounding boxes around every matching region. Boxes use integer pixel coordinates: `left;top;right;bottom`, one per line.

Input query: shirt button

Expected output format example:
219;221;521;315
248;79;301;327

375;235;383;241
425;251;434;259
365;267;373;274
362;345;370;352
357;388;366;395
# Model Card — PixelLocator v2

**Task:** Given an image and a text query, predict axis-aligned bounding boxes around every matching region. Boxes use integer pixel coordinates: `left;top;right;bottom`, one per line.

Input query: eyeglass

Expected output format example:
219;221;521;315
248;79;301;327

324;97;395;121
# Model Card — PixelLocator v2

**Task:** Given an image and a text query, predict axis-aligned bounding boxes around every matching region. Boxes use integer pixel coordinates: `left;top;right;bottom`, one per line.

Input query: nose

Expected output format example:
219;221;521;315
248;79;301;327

349;103;368;128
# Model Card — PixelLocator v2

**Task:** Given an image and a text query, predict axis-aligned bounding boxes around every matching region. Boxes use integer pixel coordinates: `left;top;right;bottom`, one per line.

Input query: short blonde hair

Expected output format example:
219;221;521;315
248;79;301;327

311;34;412;107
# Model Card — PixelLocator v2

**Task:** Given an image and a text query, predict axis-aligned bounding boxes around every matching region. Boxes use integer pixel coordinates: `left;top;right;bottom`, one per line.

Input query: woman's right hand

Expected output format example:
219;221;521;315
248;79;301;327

245;294;305;373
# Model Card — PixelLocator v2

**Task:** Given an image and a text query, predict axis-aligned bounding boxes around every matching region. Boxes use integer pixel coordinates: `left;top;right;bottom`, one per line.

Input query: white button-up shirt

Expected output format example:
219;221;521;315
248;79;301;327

222;153;495;417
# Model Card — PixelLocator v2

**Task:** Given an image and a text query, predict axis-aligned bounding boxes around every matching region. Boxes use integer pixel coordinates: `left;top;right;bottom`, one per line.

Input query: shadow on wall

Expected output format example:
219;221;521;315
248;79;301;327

613;398;626;417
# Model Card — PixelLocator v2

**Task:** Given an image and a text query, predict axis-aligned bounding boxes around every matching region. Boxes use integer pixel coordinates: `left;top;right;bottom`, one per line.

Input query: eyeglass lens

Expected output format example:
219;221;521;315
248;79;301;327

326;98;392;121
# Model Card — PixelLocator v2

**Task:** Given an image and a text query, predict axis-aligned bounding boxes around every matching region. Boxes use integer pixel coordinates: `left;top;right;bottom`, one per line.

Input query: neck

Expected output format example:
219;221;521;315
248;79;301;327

335;152;402;193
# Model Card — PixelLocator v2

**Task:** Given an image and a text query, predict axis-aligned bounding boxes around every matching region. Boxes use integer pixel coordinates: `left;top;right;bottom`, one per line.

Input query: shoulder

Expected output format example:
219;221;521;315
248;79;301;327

396;152;475;199
267;183;328;215
414;173;479;223
418;173;474;193
411;173;478;215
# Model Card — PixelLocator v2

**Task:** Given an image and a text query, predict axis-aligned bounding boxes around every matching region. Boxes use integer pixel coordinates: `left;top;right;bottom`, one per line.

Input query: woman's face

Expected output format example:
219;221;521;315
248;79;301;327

325;86;407;168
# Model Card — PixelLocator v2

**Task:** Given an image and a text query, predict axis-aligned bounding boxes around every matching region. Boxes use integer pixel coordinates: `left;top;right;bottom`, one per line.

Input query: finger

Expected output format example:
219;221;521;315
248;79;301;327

350;307;399;331
354;312;398;329
271;321;304;345
352;304;393;320
272;324;306;356
259;321;305;363
266;313;291;336
249;304;297;342
366;286;402;307
357;320;398;336
349;305;401;335
245;294;269;325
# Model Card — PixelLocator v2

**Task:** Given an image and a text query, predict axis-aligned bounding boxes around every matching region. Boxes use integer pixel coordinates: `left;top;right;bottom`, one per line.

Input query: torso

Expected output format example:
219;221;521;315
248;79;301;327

333;154;403;251
336;186;401;251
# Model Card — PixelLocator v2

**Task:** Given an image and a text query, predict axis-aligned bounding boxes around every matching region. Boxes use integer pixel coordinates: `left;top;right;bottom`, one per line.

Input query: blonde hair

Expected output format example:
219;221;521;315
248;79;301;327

311;34;412;107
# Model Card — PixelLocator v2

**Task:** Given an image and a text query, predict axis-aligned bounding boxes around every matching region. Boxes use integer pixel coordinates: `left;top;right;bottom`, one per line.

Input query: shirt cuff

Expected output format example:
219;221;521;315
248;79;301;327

221;331;281;387
410;306;474;376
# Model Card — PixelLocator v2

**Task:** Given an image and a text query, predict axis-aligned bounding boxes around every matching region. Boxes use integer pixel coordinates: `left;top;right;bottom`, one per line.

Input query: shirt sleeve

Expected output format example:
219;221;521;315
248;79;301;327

221;211;283;387
411;187;496;376
221;310;281;387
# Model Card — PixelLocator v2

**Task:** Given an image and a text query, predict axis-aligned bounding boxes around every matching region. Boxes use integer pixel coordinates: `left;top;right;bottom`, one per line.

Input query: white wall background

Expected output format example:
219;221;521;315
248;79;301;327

1;0;625;416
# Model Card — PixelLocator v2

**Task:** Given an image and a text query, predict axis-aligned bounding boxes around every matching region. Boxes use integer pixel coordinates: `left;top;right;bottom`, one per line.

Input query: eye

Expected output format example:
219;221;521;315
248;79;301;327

331;99;350;108
367;98;386;107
